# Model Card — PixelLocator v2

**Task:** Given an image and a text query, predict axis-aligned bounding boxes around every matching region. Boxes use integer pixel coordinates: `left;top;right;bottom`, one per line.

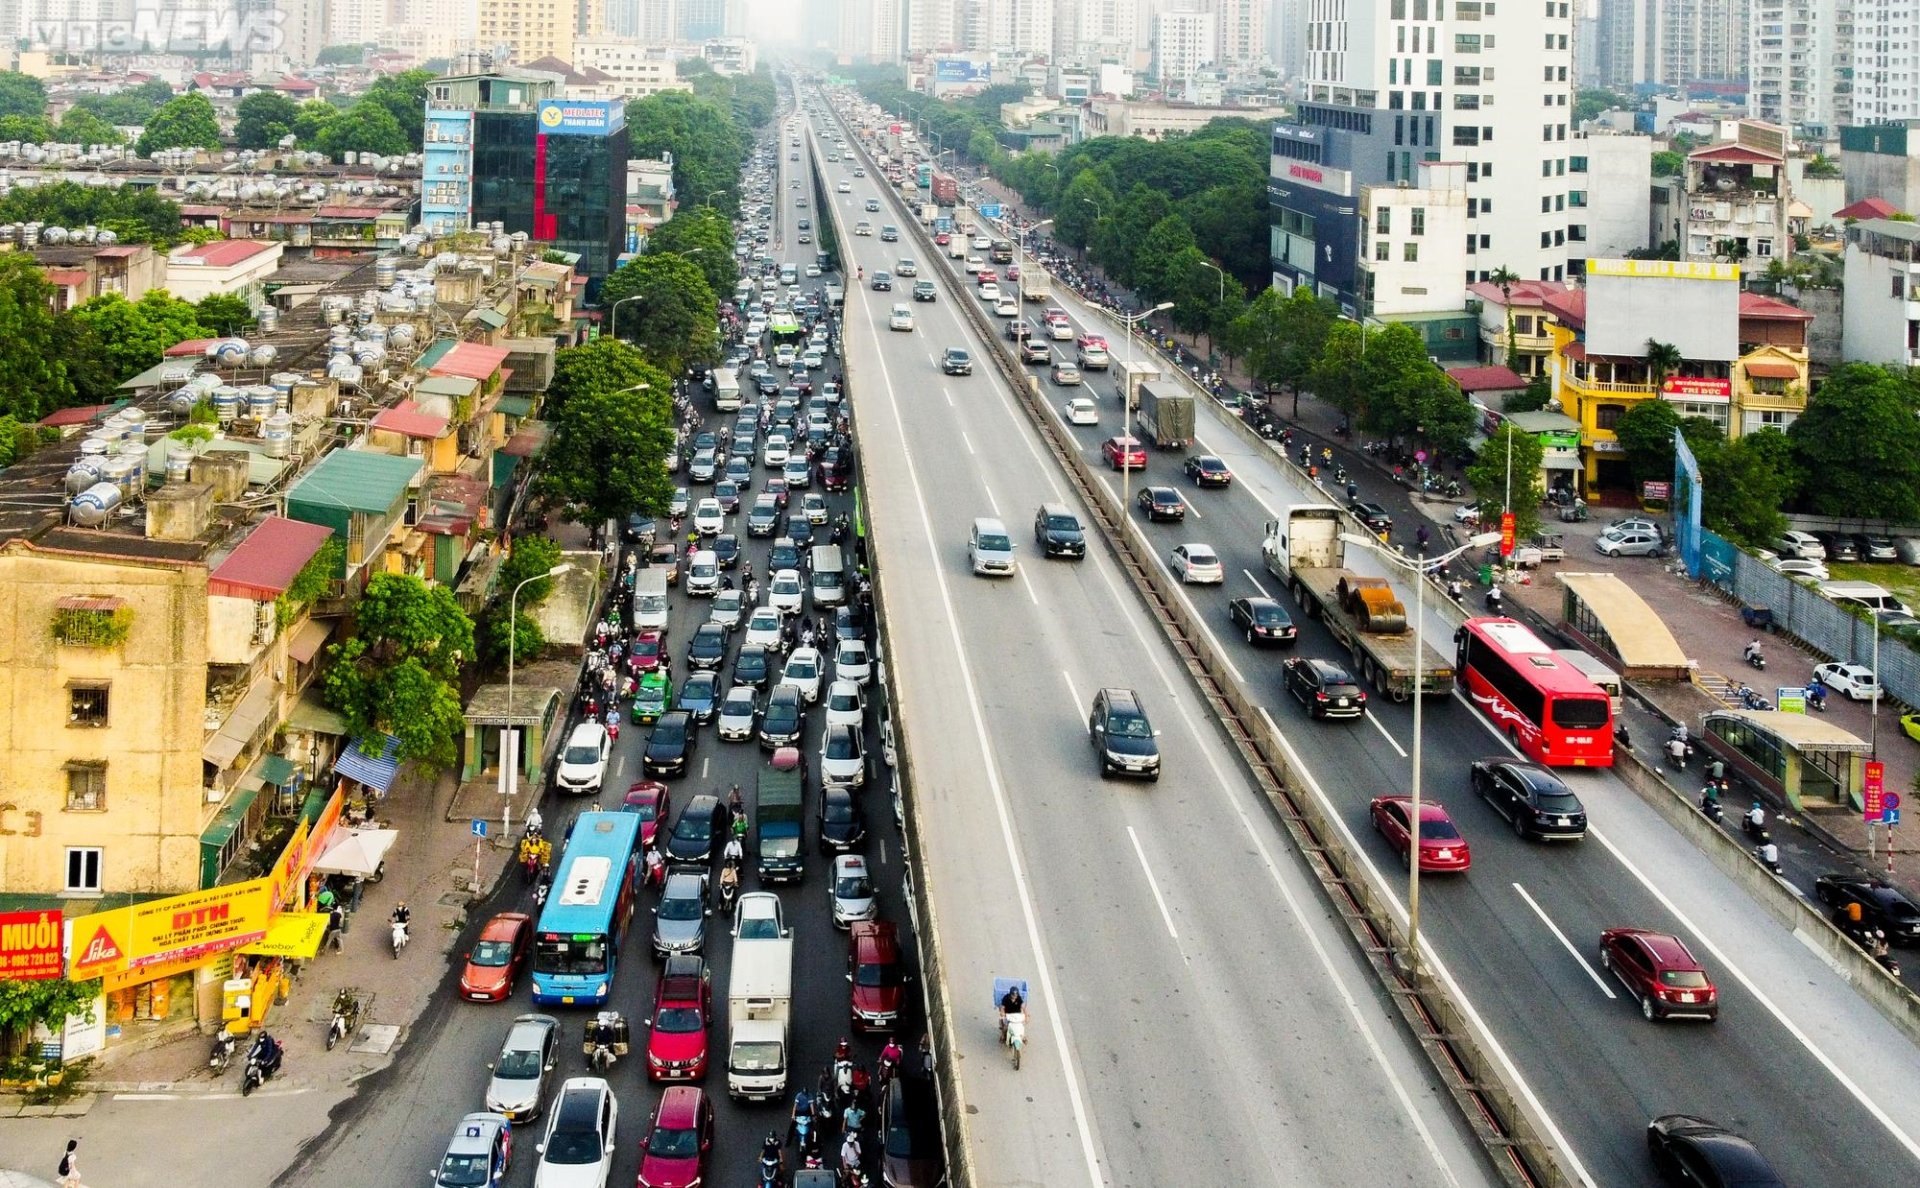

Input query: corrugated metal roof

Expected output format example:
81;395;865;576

209;515;335;600
430;341;512;381
372;400;452;439
288;449;422;516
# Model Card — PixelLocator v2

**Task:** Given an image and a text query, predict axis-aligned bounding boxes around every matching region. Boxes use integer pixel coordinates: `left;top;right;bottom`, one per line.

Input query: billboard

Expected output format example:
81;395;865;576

69;879;273;981
933;58;990;85
537;100;625;137
0;909;62;981
1585;259;1738;363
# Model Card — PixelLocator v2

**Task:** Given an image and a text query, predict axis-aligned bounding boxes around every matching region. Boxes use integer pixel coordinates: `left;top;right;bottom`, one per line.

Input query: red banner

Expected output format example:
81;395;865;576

1865;760;1885;823
1500;511;1516;557
0;909;64;981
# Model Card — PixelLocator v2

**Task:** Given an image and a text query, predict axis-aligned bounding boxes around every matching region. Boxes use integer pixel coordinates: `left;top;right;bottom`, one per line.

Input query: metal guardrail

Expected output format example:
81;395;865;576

828;115;1571;1188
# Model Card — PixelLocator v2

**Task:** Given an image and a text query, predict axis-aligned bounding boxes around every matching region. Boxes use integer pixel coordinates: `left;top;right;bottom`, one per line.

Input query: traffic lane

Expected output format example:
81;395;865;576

847;227;1496;1186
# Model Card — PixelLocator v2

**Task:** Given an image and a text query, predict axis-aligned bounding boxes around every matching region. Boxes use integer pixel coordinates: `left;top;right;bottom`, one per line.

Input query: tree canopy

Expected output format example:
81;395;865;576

1466;426;1548;544
600;252;720;375
235;91;302;149
0;71;47;120
1788;364;1920;522
0;255;75;419
541;341;677;528
0;181;185;246
645;207;738;298
68;291;210;383
625;91;755;215
321;573;473;767
136;93;222;155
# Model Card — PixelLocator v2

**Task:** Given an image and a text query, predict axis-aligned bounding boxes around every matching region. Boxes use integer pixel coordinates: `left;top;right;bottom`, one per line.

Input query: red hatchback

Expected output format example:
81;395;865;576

849;920;908;1032
636;1085;713;1188
623;781;672;848
1102;436;1147;471
632;631;665;673
459;912;532;1002
1369;797;1471;872
646;954;712;1081
1599;928;1718;1021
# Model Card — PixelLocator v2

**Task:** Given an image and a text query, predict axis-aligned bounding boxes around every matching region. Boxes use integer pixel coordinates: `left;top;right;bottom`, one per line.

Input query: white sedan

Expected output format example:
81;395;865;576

1170;543;1226;584
994;296;1020;317
782;646;824;702
1770;556;1829;581
762;435;791;468
824;679;865;729
1813;661;1882;701
837;180;851;193
801;491;830;525
768;569;806;615
744;606;784;648
835;638;873;685
1064;397;1098;425
978;282;1002;302
692;497;724;536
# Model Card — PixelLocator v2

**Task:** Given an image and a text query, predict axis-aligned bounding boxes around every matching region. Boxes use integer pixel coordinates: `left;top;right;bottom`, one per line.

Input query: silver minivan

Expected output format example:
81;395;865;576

810;544;847;606
968;517;1016;576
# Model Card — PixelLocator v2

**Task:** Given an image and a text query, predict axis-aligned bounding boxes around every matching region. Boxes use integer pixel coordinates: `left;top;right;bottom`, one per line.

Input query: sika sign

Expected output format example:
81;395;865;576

0;909;63;981
69;879;273;981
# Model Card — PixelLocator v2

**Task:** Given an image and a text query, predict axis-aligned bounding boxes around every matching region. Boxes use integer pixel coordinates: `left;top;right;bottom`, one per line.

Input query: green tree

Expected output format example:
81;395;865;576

548;336;659;423
322;573;474;767
1465;425;1547;544
291;100;339;145
645;207;738;298
481;610;547;667
1352;322;1436;439
316;100;408;158
0;71;46;120
497;534;565;606
0;977;96;1053
234;91;302;149
136;93;223;155
1054;169;1115;253
599;252;719;375
1611;398;1683;485
55;109;123;146
626;91;751;214
1643;339;1683;390
1487;266;1522;371
68;290;210;382
196;293;256;335
1652;150;1684;178
0;181;185;245
0;256;75;419
359;68;435;146
1413;369;1478;458
316;44;366;66
71;81;174;127
1133;218;1199;305
1788;364;1920;521
1696;429;1794;546
1574;89;1634;124
542;348;678;527
1308;318;1367;418
1504;373;1554;413
0;114;49;142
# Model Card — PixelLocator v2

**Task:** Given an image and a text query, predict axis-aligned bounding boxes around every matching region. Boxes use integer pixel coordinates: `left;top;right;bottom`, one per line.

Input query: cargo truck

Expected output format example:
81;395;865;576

931;172;958;204
1115;360;1159;408
1134;380;1196;449
755;748;805;883
917;202;939;224
726;936;793;1101
1260;505;1455;700
1019;271;1051;302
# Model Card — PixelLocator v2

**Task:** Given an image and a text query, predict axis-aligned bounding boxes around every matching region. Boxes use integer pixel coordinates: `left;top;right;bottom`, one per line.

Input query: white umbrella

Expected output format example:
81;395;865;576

313;828;399;878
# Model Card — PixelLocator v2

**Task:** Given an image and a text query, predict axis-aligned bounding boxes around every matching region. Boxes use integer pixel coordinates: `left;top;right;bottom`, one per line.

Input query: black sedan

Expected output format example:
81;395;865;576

1183;454;1233;488
1814;874;1920;945
713;533;741;569
870;270;893;291
643;711;698;778
678;671;721;724
1350;500;1393;534
1228;597;1298;647
733;643;773;688
1135;486;1186;522
819;783;867;853
1646;1115;1785;1187
746;498;781;537
686;624;729;671
1282;657;1368;718
1469;757;1587;841
759;685;805;749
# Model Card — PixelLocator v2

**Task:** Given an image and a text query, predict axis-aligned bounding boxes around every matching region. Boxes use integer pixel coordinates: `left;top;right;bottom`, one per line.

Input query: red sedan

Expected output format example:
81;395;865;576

458;912;532;1002
1599;928;1719;1021
1368;797;1471;872
646;954;712;1081
623;781;672;848
934;232;951;245
1102;436;1147;471
632;630;665;673
636;1085;713;1188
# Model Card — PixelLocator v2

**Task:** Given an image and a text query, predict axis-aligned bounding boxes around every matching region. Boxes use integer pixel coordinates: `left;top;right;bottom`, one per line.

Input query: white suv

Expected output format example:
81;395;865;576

555;723;610;794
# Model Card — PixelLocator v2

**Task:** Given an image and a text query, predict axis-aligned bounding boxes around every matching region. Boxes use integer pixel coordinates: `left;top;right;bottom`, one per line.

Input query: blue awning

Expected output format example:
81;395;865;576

336;734;401;793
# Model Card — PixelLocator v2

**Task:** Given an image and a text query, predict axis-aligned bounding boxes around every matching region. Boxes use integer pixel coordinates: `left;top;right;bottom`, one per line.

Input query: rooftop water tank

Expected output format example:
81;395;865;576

165;442;195;484
69;482;121;527
262;412;293;459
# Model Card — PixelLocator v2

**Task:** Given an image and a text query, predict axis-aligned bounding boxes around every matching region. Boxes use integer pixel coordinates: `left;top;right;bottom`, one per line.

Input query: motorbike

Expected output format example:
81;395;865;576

584;1010;628;1073
832;1056;855;1111
1744;647;1767;671
757;1153;783;1188
793;1108;818;1158
1741;811;1771;845
326;989;360;1052
241;1035;282;1096
1698;791;1724;824
209;1030;236;1073
533;871;553;908
390;918;409;958
1755;843;1782;874
719;859;741;910
1000;1012;1026;1070
1808;687;1828;713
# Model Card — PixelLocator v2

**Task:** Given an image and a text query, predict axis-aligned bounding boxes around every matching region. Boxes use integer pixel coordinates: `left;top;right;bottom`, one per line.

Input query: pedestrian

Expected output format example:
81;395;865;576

57;1139;84;1188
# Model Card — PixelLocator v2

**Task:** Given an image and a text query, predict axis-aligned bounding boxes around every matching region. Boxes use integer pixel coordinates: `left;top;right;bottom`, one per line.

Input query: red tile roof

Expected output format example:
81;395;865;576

429;341;512;381
1688;144;1782;165
1467;279;1570;306
1542;288;1587;329
165;337;220;357
39;404;112;428
1738;292;1814;321
1447;364;1528;392
372;400;451;439
1834;197;1899;221
208;516;335;601
43;268;88;287
1744;360;1802;379
170;239;276;268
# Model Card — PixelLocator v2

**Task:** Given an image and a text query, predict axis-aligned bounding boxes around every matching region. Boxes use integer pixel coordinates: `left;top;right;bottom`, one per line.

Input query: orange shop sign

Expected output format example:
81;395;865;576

69;879;274;980
0;909;63;981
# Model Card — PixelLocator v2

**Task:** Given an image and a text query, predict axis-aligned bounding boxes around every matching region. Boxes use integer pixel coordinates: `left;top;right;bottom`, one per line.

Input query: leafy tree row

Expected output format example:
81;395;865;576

0;180;187;245
627;66;776;217
228;72;432;158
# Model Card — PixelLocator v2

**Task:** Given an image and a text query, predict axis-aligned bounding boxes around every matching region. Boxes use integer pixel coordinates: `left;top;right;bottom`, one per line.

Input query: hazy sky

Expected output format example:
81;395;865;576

744;0;799;43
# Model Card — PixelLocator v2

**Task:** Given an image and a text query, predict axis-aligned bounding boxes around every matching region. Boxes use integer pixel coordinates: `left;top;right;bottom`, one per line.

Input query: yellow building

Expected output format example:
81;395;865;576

1544;259;1812;496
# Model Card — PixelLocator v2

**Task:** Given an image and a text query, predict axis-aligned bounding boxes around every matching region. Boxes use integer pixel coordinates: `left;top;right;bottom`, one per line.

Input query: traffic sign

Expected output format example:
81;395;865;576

1886;792;1901;811
979;202;1002;218
1888;807;1903;827
1776;686;1807;713
470;818;488;838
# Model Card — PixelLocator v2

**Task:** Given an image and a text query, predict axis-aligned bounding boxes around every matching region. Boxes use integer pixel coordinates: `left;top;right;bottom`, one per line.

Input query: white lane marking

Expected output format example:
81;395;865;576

1242;569;1273;598
1255;705;1599;1188
1127;826;1181;943
863;281;1107;1188
1179;496;1204;520
1365;711;1411;759
1062;669;1083;720
943;387;954;407
1015;565;1041;606
1512;882;1615;999
1079;531;1464;1185
701;757;710;780
962;431;976;456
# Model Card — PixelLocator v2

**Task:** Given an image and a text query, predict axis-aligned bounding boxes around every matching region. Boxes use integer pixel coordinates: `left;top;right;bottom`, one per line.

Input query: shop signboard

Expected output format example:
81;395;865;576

0;908;63;980
69;879;274;981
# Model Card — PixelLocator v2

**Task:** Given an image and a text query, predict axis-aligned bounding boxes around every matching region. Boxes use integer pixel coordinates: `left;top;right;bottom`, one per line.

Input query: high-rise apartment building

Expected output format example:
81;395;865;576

1592;0;1745;91
838;0;901;60
1749;0;1851;136
1154;9;1215;83
907;0;963;52
1850;4;1920;124
991;0;1054;56
1065;0;1137;64
477;0;576;64
1273;0;1576;314
1215;0;1266;64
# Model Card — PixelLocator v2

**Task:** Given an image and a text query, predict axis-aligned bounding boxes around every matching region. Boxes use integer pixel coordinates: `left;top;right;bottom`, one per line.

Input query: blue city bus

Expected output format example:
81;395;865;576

530;812;643;1005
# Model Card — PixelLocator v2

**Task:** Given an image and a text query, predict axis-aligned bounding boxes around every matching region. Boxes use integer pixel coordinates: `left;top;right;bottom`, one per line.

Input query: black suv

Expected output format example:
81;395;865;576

912;280;937;302
1814;874;1920;944
1033;503;1086;559
1089;687;1160;780
665;791;727;862
1349;500;1393;534
1470;758;1588;841
1282;657;1368;718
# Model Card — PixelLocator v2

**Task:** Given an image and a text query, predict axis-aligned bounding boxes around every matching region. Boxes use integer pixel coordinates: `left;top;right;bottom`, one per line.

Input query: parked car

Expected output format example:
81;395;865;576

1812;661;1882;701
1813;530;1860;562
1596;529;1667;558
1814;874;1920;944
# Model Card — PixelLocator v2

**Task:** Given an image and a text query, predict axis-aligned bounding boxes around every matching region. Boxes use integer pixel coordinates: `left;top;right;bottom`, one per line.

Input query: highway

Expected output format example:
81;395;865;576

278;103;921;1188
806;96;1496;1187
824;95;1920;1185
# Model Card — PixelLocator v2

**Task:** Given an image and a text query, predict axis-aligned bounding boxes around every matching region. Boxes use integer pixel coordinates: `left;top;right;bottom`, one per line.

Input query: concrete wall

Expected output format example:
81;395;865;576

1842;244;1918;365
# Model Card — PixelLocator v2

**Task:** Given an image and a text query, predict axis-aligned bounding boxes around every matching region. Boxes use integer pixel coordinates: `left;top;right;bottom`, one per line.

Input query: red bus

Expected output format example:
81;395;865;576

1454;617;1614;767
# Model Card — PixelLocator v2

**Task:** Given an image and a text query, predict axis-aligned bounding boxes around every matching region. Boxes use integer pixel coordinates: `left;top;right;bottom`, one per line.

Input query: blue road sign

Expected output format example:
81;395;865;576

471;818;488;838
979;202;1002;218
1887;807;1902;827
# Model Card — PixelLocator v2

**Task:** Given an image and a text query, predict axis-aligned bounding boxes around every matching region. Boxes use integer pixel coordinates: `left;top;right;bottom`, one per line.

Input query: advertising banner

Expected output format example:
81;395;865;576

933;58;989;85
0;909;63;981
70;879;274;981
537;100;624;136
1865;760;1885;822
1499;511;1517;557
1661;376;1732;399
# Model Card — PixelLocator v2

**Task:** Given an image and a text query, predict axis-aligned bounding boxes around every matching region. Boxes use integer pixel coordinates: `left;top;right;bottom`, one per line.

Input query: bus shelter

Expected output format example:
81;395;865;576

1559;572;1692;680
1700;709;1870;812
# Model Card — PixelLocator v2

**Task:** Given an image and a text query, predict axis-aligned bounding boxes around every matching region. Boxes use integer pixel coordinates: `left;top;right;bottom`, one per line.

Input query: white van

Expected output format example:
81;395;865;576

1818;580;1914;616
631;567;670;632
1554;650;1623;714
810;544;847;607
711;367;742;412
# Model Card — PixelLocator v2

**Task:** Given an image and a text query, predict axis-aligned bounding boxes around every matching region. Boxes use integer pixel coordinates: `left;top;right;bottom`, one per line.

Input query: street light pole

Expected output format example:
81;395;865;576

1197;259;1226;304
610;295;643;340
1342;530;1499;975
505;562;574;839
